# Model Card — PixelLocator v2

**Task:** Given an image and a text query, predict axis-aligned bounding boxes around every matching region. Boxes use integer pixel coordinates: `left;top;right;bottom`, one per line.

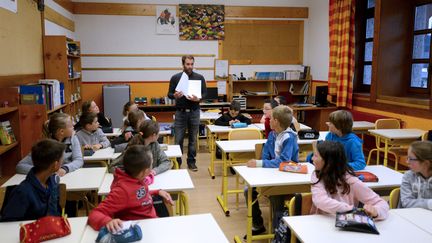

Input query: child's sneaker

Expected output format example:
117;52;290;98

243;225;266;240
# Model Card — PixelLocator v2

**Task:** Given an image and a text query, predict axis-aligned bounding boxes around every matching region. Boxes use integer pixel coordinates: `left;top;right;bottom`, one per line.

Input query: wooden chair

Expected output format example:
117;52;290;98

389;187;400;209
367;119;407;170
287;193;313;243
0;186;7;212
255;143;264;160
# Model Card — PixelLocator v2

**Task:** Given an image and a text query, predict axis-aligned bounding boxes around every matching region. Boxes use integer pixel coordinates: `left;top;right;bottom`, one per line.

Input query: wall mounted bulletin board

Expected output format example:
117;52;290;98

221;20;304;65
0;0;43;76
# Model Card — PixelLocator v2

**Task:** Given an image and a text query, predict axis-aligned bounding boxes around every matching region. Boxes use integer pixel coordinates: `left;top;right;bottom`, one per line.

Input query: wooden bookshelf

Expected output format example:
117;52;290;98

0;142;19;156
0;107;18;116
44;36;82;119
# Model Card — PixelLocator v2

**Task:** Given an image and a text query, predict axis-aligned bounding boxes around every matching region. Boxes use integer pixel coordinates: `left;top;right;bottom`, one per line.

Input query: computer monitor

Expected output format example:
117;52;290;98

205;87;219;101
315;86;328;107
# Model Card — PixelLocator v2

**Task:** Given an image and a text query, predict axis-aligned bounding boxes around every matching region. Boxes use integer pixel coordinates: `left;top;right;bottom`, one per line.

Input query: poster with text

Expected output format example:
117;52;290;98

0;0;17;13
156;6;177;35
179;4;224;40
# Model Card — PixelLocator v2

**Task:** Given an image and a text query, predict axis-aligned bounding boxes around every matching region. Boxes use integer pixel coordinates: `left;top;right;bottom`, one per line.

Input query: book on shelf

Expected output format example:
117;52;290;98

0;120;16;145
255;72;285;80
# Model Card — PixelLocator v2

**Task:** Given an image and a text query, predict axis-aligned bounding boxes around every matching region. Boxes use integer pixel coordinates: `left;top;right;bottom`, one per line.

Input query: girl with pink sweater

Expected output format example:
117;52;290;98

310;141;389;220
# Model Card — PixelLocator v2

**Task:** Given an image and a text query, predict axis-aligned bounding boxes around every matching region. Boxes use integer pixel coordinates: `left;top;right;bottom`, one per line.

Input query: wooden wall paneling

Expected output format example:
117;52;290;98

222;20;304;65
81;54;215;57
53;0;74;13
44;6;75;32
19;105;47;157
0;74;45;89
0;0;43;76
73;2;156;16
225;6;308;18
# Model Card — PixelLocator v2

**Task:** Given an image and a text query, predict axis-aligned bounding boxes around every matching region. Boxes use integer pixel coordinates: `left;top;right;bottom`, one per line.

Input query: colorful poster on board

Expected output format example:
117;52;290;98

179;4;224;40
0;0;17;13
156;6;177;35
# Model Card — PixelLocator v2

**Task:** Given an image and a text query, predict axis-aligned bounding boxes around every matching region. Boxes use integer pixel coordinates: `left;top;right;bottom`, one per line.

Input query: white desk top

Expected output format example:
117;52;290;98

104;128;122;137
352;121;375;131
216;139;267;153
207;124;260;133
233;164;315;187
98;169;194;196
83;147;115;161
368;129;425;139
360;165;403;190
163;145;182;158
283;210;432;243
81;213;228;243
2;167;106;192
392;208;432;234
200;112;221;121
0;217;88;243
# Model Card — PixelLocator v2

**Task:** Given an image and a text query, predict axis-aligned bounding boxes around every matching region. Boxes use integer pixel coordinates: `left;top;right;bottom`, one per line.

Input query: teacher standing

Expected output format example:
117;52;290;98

168;55;207;171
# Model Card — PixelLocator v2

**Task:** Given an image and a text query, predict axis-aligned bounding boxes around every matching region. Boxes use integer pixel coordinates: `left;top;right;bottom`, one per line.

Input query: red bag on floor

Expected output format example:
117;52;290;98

20;216;71;243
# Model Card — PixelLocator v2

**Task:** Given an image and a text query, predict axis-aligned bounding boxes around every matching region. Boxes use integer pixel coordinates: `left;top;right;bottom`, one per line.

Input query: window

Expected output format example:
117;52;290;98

354;0;375;92
411;4;432;90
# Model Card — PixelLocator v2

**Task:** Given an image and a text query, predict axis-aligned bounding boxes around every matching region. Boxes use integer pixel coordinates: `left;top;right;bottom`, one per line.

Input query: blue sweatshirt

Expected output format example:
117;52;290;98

258;128;299;168
0;168;61;222
325;132;366;171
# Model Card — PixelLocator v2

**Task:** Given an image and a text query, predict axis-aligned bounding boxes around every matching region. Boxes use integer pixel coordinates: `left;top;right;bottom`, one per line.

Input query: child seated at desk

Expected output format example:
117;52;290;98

214;100;251;126
111;110;148;152
109;120;172;176
1;139;65;221
122;101;149;122
88;145;174;232
400;141;432;210
260;99;300;137
310;140;389;220
16;113;83;176
75;100;112;132
76;112;111;151
245;105;299;236
322;110;366;171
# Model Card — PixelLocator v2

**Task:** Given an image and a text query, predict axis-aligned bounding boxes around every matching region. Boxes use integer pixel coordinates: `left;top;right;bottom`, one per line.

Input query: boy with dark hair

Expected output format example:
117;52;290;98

88;145;173;232
1;139;65;221
274;95;287;105
214;100;251;126
76;112;110;151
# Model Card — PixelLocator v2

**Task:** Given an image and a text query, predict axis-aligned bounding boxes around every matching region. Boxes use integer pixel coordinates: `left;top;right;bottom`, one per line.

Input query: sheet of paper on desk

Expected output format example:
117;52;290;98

187;80;202;98
175;72;189;93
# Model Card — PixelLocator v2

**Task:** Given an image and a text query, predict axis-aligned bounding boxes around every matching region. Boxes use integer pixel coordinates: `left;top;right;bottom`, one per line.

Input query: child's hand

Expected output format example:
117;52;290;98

247;159;257;168
144;173;155;185
92;144;102;151
229;120;235;125
106;218;123;233
83;144;92;149
159;190;174;205
364;204;378;218
57;168;67;177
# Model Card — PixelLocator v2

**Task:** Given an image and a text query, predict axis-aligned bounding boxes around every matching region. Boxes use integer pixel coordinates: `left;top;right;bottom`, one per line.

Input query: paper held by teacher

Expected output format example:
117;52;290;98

175;72;202;99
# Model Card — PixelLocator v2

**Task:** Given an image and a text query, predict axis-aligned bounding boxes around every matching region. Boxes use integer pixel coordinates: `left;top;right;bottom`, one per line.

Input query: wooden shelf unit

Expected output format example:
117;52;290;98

0;107;20;177
43;36;82;119
228;78;311;109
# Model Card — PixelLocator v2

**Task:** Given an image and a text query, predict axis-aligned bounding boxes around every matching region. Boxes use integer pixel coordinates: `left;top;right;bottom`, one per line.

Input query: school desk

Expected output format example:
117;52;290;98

233;165;403;243
83;147;116;167
104;128;122;137
392;208;432;235
352;121;375;139
158;122;173;144
368;129;425;167
233;164;315;243
163;144;182;169
283;209;432;243
206;124;262;179
98;169;194;215
215;139;267;216
80;213;228;243
0;217;88;243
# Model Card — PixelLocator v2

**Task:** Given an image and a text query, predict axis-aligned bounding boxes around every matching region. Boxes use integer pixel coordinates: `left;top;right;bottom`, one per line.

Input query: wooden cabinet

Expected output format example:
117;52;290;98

0;105;46;178
43;36;82;121
228;78;311;110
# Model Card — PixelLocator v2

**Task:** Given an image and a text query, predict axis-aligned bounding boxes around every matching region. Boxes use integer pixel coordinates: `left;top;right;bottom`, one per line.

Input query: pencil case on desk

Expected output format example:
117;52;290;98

231;122;248;128
279;162;308;174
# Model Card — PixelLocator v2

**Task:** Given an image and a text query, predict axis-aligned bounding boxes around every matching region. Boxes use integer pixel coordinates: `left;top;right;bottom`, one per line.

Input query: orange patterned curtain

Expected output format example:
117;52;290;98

328;0;356;108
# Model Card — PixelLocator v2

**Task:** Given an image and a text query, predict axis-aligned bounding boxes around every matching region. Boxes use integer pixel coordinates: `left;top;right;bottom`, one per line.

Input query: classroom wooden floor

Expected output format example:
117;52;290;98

180;140;270;243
